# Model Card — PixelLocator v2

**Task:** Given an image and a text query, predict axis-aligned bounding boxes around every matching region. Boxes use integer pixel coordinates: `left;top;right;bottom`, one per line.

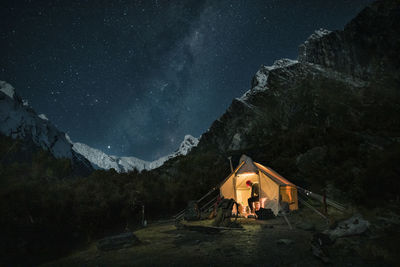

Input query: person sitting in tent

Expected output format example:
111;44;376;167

246;180;259;213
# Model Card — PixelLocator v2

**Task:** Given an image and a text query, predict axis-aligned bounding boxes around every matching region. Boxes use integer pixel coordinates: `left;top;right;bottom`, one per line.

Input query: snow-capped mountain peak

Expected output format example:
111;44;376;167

176;134;199;156
239;58;298;101
0;81;92;175
72;135;199;173
0;81;72;159
1;80;197;174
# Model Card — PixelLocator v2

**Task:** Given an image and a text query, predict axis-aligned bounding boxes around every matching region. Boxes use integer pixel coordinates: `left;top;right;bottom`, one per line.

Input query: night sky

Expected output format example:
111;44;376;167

1;0;373;160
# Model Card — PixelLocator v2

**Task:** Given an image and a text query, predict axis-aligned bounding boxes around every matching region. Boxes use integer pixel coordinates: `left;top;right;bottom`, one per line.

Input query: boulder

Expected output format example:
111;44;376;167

97;232;140;251
325;214;370;240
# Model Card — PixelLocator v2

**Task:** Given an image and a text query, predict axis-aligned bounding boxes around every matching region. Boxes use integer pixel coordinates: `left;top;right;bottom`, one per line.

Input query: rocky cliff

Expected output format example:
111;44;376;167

175;0;400;200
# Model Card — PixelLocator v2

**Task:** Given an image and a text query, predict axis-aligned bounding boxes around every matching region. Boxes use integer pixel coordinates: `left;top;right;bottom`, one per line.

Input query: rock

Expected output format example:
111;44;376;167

97;232;140;251
276;239;294;245
296;222;315;231
326;214;370;240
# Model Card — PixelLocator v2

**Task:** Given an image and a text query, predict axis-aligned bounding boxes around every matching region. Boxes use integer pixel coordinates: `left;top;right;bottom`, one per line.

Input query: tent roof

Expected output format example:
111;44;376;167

236;154;258;175
254;162;295;187
219;154;295;188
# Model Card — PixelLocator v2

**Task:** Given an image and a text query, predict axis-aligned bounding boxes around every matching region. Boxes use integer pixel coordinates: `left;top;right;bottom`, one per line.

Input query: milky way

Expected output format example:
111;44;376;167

0;0;373;160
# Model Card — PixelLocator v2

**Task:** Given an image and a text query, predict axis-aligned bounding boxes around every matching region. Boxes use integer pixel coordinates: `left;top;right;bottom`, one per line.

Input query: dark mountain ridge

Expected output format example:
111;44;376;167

159;0;400;203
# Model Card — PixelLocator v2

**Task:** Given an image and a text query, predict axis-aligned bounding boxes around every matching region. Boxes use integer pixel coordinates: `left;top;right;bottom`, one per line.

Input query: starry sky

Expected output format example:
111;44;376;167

0;0;373;160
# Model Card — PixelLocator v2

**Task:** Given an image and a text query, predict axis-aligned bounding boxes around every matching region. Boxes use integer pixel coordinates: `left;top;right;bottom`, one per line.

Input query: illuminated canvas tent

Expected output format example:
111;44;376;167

219;155;298;215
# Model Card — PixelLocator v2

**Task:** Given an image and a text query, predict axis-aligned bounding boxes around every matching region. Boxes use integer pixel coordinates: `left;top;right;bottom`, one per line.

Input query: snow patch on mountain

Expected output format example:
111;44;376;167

72;135;199;173
176;134;199;155
0;81;17;100
239;58;298;101
38;114;49;120
0;81;73;159
308;28;331;41
72;142;121;170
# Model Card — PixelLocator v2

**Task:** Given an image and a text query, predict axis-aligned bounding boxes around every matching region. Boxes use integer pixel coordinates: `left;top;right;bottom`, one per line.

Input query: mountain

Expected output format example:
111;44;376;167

161;0;400;201
0;80;199;174
0;81;92;175
199;0;399;151
72;135;199;172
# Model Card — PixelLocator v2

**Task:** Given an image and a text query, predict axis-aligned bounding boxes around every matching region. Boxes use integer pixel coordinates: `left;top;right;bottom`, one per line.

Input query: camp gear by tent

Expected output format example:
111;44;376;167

219;155;298;216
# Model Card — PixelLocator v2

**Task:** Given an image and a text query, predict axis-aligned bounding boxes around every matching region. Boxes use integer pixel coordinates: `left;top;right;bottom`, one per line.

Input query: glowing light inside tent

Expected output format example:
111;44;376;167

285;187;293;202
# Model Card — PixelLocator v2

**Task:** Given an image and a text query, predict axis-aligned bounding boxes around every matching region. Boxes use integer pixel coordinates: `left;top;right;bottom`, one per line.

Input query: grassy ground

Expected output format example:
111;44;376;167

42;203;400;267
43;219;315;266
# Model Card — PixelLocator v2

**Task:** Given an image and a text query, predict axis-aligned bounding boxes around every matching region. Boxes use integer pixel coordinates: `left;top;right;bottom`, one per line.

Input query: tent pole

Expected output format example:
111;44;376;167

297;186;346;211
200;195;219;211
298;197;328;221
282;214;293;230
233;174;237;201
196;187;218;204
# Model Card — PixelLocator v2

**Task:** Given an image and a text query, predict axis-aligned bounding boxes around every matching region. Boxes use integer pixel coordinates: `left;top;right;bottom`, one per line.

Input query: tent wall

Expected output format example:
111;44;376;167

236;188;250;208
279;186;299;211
220;173;235;200
259;171;280;215
235;173;259;189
